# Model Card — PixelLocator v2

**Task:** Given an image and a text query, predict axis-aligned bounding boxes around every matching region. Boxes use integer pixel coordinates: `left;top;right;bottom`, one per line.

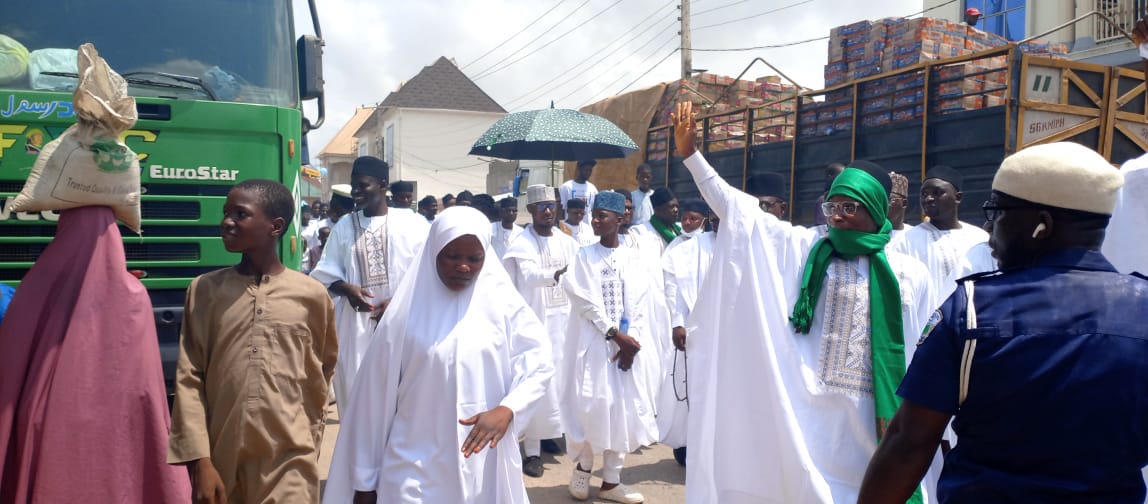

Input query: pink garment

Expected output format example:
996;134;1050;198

0;206;191;503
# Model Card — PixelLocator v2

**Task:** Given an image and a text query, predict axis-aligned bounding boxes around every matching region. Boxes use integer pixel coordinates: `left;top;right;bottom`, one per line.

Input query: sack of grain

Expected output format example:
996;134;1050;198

8;43;141;233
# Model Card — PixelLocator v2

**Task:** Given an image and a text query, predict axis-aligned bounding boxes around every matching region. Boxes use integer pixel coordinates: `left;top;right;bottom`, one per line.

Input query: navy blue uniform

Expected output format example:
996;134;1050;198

899;248;1148;503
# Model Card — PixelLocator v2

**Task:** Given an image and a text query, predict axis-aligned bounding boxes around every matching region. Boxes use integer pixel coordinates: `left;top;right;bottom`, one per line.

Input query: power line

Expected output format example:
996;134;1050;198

614;47;680;96
905;0;960;18
473;0;628;81
468;0;594;79
578;33;675;106
502;0;676;109
507;17;679;109
689;0;962;52
462;0;566;70
691;0;752;17
692;0;812;32
558;29;678;105
691;35;828;52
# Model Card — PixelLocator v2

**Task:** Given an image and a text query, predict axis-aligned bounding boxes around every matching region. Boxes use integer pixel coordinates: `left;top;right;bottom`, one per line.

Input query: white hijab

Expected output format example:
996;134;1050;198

324;206;551;503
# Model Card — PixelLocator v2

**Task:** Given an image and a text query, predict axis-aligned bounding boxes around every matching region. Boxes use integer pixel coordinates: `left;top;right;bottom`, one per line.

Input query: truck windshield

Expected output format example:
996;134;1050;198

0;0;297;107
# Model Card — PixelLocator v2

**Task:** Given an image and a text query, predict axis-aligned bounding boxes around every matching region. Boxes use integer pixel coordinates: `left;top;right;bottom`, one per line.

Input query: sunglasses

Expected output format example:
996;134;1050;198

534;203;556;210
982;201;1035;222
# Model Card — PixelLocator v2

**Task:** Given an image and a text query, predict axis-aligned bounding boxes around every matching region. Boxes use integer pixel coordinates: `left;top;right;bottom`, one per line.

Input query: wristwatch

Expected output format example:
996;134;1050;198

605;327;618;341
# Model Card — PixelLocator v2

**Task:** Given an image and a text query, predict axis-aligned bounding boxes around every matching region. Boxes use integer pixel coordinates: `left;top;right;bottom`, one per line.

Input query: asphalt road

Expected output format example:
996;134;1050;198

318;405;687;502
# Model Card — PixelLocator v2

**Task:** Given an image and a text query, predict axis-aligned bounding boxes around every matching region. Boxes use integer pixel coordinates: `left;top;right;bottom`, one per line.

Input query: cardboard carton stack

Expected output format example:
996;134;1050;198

649;72;806;149
825;17;1069;89
807;16;1071;134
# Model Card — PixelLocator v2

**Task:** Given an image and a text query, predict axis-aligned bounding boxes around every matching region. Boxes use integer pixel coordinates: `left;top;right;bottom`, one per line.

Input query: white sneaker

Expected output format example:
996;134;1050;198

568;466;591;500
598;483;644;503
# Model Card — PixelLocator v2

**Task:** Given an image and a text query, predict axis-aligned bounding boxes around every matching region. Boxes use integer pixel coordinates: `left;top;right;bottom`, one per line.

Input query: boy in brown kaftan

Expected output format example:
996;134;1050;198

168;179;339;503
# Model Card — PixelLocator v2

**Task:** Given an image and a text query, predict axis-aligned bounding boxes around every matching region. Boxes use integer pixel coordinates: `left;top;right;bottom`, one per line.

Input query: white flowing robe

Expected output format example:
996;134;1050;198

322;207;553;504
1104;152;1148;275
658;231;715;448
490;222;523;260
1101;152;1148;490
562;242;660;455
501;226;580;441
632;188;654;226
310;210;429;415
681;151;937;504
891;220;994;311
565;220;597;247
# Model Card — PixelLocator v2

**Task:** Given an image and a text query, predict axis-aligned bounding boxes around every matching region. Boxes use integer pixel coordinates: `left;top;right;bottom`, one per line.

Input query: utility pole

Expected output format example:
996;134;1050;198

680;0;692;79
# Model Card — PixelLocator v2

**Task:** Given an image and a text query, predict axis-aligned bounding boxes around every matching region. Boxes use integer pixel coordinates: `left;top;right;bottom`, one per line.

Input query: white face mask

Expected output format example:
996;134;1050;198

681;227;703;239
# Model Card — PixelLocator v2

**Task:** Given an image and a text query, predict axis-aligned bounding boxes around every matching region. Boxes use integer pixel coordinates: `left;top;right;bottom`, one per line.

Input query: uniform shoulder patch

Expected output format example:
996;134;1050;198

917;309;943;346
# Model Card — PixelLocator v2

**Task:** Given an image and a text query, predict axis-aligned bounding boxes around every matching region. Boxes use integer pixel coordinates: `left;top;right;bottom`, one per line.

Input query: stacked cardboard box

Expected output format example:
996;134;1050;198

820;16;1070;127
825;18;903;86
826;17;1069;88
650;72;805;147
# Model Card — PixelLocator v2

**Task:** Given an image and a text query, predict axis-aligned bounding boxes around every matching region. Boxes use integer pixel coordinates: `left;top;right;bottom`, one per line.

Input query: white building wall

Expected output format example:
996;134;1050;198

389;108;505;200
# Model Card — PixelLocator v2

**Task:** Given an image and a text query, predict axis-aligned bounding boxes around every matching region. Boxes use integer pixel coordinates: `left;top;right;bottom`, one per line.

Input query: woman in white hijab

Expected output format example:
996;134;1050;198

323;206;554;504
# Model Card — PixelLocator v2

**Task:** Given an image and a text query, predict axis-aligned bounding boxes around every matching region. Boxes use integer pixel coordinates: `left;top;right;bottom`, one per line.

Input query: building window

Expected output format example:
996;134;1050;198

967;0;1026;40
357;139;368;157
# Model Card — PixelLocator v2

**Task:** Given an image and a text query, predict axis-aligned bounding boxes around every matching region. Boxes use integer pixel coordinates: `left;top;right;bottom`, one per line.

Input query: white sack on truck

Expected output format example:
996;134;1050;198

9;43;142;233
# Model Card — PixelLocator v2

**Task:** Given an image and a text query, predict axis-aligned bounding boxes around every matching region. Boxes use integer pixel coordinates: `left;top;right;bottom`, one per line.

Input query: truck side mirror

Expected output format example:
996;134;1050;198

298;35;324;100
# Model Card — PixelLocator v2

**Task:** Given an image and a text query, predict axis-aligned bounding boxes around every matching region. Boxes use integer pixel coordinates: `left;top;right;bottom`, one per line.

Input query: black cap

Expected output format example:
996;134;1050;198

925;165;963;191
746;172;787;199
499;197;518;209
680;197;710;216
566;198;587;209
351;156;389;182
390;180;414;193
651;187;676;207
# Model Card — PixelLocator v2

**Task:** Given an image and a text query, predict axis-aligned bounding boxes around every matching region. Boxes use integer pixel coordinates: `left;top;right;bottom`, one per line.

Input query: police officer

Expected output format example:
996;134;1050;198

857;142;1148;503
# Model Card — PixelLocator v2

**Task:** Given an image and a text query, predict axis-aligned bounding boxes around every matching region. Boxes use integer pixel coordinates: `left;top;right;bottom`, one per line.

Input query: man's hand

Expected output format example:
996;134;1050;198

672;326;687;351
369;299;391;322
459;405;514;457
671;101;699;158
191;458;227;504
611;332;641;371
553;265;569;284
353;491;378;504
334;281;375;313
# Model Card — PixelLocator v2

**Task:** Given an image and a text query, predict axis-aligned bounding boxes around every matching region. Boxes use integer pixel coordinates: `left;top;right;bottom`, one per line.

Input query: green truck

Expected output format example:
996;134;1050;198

0;0;326;388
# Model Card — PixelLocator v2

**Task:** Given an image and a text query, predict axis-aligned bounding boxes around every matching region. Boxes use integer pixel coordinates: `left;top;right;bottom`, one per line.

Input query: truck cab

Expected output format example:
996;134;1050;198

0;0;324;389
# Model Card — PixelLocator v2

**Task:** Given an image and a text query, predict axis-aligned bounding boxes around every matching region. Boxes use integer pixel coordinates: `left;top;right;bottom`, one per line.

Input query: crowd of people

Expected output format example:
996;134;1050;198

2;99;1148;504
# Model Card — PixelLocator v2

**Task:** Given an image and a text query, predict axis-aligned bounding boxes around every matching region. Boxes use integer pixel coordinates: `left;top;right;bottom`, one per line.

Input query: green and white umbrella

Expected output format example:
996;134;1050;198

469;107;639;161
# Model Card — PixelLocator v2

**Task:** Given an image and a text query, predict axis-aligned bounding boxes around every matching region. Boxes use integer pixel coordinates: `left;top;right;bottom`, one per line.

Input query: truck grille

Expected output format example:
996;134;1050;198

0;243;199;262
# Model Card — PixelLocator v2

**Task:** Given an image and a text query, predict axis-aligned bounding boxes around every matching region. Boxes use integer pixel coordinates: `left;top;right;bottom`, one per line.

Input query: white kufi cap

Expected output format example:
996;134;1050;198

526;184;555;205
993;142;1123;215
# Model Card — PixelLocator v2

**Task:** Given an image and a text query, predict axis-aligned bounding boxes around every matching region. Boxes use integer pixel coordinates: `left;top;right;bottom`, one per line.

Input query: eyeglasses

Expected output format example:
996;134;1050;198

534;202;556;210
982;201;1031;222
759;200;782;211
820;201;861;217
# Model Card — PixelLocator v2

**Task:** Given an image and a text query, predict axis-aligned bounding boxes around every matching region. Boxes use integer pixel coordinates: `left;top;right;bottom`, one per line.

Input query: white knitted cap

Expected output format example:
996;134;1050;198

993;142;1123;215
331;183;352;198
526;184;555;205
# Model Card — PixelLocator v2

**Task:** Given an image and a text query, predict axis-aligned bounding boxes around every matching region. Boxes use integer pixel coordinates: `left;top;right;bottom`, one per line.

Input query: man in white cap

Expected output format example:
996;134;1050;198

860;142;1148;503
501;184;580;478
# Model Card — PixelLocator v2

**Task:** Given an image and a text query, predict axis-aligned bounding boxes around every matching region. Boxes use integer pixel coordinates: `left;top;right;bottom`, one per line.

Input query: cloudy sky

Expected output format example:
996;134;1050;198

294;0;947;163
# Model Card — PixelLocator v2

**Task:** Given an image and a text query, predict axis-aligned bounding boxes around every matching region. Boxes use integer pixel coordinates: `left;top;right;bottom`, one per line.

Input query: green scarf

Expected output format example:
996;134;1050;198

649;215;682;244
789;168;921;503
